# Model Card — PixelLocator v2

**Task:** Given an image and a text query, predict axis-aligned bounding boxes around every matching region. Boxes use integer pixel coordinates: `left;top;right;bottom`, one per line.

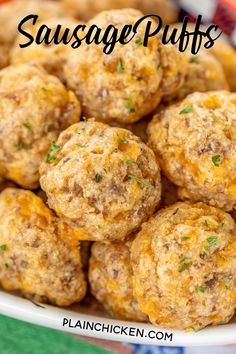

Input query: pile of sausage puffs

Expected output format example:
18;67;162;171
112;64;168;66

0;0;235;331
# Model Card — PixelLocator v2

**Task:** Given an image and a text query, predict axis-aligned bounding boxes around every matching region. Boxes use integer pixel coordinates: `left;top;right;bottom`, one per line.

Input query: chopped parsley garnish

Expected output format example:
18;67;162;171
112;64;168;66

126;160;132;165
41;87;49;93
25;143;32;150
5;263;9;268
124;97;136;113
128;175;155;189
203;220;209;227
76;144;85;148
179;106;193;115
220;222;225;228
47;124;53;132
45;153;56;163
17;142;23;151
223;275;232;281
181;236;189;242
190;56;199;64
117;138;129;144
17;142;32;151
157;63;161;70
202;246;210;255
135;38;143;47
207;236;218;245
95;173;101;183
51;142;61;152
172;208;179;216
0;244;7;252
117;58;124;73
196;286;206;293
23;122;32;129
45;141;61;162
179;256;188;265
212;155;221;166
178;262;192;272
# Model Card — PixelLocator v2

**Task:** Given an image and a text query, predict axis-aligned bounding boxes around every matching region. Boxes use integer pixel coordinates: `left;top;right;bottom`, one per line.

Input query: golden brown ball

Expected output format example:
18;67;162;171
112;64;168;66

64;9;187;124
40;120;161;241
131;202;236;330
89;240;147;321
0;188;87;306
0;63;81;189
148;91;236;211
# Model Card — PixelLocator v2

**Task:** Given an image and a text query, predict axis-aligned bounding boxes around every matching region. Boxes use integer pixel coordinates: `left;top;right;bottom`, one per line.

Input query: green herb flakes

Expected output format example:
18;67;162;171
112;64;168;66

17;142;23;151
128;175;155;190
47;124;53;132
18;142;32;151
203;220;209;227
51;142;61;152
196;286;206;293
45;153;56;163
178;262;192;272
178;256;188;265
207;236;218;246
135;38;143;47
23;122;32;129
179;106;193;115
126;160;132;165
25;143;31;150
117;138;129;144
76;144;85;148
181;236;189;242
41;87;49;93
117;58;124;73
0;244;7;252
190;56;199;64
124;97;136;113
95;173;101;183
212;155;221;167
202;246;210;255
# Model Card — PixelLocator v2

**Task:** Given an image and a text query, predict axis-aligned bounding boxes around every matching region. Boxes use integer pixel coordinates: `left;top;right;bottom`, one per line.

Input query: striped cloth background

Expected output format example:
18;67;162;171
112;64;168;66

179;0;236;45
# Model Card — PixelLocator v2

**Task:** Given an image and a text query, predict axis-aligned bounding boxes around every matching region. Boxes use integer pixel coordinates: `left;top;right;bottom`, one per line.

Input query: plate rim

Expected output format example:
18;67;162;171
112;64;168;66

0;291;236;347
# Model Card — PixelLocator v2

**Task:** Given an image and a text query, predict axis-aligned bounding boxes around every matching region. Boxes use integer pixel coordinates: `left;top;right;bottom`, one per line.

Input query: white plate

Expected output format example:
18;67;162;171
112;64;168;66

0;291;235;347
